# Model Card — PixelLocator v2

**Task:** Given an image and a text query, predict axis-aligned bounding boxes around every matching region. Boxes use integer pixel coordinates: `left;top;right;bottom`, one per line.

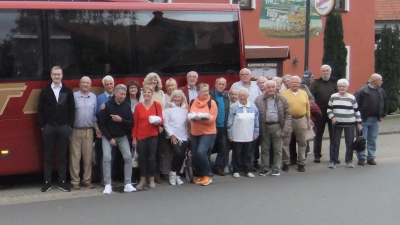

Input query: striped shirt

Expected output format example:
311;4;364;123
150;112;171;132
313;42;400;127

327;93;361;126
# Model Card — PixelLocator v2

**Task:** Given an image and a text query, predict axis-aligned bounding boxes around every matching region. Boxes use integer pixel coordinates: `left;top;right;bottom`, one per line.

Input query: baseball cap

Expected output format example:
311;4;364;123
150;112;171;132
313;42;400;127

302;70;313;83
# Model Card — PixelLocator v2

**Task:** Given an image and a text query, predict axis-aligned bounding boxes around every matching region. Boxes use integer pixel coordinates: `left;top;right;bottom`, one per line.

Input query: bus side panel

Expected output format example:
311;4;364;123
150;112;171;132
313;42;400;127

0;118;43;176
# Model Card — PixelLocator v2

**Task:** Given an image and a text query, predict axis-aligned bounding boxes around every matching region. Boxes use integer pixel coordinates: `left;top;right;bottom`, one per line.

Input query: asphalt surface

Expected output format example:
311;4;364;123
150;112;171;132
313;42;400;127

0;115;400;225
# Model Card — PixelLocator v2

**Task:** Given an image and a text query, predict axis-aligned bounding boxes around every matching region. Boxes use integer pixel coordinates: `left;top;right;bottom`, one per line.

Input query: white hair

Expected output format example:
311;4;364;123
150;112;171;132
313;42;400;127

291;76;301;82
170;90;187;108
102;75;114;86
114;84;127;93
265;80;277;87
282;74;292;81
238;88;249;96
337;78;349;86
187;71;198;78
321;64;332;71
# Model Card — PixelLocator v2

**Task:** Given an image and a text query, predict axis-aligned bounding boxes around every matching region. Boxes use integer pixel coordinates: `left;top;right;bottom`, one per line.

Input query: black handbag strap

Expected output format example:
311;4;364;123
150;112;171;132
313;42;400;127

153;101;160;134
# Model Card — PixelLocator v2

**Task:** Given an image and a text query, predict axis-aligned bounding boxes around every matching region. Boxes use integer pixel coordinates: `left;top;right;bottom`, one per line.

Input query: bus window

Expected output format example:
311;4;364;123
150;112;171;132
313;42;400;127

0;10;43;79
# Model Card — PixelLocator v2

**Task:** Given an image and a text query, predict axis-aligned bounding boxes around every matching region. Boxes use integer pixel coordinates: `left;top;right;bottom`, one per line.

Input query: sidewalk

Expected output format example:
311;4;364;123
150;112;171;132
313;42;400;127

1;115;399;206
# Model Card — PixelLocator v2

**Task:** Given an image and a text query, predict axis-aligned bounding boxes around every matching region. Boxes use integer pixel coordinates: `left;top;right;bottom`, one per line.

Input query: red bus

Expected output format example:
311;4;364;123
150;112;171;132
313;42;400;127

0;0;245;176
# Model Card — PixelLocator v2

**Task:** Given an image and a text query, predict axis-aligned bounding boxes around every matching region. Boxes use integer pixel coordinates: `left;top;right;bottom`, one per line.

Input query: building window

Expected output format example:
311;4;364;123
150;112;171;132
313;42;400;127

345;46;350;80
335;0;350;12
230;0;255;10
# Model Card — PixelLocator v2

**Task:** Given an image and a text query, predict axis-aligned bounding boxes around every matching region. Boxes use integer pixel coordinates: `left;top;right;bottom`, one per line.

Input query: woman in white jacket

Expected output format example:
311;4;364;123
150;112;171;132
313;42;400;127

163;90;189;185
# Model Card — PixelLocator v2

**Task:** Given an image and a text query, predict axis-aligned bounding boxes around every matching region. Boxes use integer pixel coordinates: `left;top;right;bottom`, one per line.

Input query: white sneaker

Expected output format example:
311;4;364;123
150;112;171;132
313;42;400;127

233;172;240;178
346;163;355;168
176;176;184;185
169;171;177;185
103;184;112;194
246;173;255;178
328;162;336;169
124;184;136;192
224;166;230;174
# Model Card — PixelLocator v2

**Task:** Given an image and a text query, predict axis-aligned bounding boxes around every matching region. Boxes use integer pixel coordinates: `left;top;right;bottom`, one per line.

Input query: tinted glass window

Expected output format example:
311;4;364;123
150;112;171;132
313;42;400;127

0;9;240;80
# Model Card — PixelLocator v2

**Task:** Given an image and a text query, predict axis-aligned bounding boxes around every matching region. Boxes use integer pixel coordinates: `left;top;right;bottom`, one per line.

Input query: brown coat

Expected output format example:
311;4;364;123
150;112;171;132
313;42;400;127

254;93;292;137
178;85;190;103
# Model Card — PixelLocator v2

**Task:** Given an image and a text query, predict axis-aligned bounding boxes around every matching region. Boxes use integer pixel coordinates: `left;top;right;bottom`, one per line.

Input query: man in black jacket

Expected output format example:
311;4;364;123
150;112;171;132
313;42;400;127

355;73;387;166
99;84;135;194
309;65;338;163
38;66;75;192
210;77;230;176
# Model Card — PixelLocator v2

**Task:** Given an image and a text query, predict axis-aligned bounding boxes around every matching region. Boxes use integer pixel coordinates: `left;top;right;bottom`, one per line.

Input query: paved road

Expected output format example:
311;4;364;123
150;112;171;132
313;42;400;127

1;130;400;225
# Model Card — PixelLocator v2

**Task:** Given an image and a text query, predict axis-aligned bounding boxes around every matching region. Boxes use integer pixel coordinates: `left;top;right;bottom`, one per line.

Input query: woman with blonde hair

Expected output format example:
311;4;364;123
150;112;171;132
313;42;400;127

163;90;189;185
163;78;178;108
140;72;164;105
132;85;163;190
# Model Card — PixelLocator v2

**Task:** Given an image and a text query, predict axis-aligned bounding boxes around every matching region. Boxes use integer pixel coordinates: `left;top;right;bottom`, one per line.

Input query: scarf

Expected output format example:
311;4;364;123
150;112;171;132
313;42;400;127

194;95;211;108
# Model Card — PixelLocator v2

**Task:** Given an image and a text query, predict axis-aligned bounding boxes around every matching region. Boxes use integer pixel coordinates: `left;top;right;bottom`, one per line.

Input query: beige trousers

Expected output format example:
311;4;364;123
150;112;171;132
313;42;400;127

282;116;307;166
69;128;93;184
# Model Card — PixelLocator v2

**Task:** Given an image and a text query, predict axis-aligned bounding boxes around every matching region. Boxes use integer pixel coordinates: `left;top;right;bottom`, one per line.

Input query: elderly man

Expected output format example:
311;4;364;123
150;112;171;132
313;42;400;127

228;88;259;178
99;84;135;194
257;76;268;93
231;68;262;103
355;73;387;165
38;66;75;192
309;65;338;163
69;76;98;190
95;75;116;186
210;77;230;176
179;71;198;103
255;80;291;176
272;77;283;93
281;74;292;91
281;76;311;172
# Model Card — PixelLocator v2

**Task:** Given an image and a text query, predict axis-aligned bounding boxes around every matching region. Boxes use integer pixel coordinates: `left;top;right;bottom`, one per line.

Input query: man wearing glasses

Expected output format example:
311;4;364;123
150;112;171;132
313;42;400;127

38;66;75;192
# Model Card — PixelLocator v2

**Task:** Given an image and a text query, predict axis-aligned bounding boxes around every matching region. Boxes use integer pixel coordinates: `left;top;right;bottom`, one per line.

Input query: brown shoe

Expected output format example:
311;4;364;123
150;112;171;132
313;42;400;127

111;180;117;186
83;182;95;189
367;159;377;165
358;159;365;166
213;167;225;176
72;183;80;190
154;173;162;184
250;166;257;172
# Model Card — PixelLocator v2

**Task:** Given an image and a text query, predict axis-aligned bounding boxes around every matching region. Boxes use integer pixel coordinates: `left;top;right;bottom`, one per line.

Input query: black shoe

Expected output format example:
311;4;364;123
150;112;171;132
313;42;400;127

358;159;365;166
289;161;297;166
336;160;340;164
367;159;377;165
298;165;305;172
58;181;71;192
259;169;269;176
282;164;289;172
254;162;261;169
314;158;321;163
41;182;52;192
272;170;280;176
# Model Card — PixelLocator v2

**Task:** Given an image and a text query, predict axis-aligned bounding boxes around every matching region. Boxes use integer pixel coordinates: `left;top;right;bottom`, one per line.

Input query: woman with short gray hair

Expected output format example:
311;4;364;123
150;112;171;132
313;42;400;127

327;79;362;169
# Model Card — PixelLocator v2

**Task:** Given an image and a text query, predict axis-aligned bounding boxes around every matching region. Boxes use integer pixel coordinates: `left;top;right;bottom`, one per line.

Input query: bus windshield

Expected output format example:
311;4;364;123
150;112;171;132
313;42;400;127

0;9;240;79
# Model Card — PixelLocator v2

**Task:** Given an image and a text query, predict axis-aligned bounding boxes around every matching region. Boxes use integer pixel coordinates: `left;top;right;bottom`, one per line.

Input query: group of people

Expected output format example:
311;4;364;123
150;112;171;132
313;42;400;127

37;64;387;194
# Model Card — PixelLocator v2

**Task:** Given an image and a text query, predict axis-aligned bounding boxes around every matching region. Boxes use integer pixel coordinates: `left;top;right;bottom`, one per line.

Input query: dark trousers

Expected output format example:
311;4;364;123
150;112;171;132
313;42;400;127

213;127;229;169
169;140;187;172
313;109;333;159
330;125;355;163
232;141;253;174
42;124;71;183
137;136;158;176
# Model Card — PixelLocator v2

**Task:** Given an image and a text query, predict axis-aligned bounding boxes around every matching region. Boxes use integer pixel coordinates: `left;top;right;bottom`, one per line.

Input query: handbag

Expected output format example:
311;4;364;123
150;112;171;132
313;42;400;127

352;130;366;152
154;102;165;157
305;126;315;141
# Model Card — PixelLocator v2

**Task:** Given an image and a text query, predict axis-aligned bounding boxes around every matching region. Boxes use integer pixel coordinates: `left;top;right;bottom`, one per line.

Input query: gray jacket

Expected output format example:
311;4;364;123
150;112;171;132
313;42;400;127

254;93;292;137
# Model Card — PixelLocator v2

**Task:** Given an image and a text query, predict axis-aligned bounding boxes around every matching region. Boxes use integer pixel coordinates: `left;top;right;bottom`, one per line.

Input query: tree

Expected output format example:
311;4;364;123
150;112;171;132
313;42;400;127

375;25;400;114
322;12;347;80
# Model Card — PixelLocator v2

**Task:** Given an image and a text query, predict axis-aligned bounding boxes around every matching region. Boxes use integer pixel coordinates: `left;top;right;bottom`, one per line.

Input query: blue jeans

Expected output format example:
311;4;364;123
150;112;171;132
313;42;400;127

191;134;216;177
357;117;380;160
102;136;132;185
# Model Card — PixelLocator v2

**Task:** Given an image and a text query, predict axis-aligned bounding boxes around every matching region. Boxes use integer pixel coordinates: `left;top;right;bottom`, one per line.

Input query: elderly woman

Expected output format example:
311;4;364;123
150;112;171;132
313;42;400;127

189;83;218;186
327;79;362;169
227;88;259;178
163;90;188;185
132;85;163;190
125;80;141;114
229;88;239;107
140;72;164;105
272;77;282;93
163;78;178;108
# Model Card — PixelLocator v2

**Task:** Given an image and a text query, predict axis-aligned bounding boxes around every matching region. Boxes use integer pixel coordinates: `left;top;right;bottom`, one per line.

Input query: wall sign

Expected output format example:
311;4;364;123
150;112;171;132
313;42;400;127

314;0;336;16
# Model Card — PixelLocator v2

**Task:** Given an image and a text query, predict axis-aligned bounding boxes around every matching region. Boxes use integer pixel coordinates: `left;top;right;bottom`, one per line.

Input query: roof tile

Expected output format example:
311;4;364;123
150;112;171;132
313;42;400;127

376;0;400;21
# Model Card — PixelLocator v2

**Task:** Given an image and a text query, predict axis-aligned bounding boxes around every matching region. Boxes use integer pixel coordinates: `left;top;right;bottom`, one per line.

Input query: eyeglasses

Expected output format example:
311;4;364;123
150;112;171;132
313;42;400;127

129;86;138;89
51;73;62;76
